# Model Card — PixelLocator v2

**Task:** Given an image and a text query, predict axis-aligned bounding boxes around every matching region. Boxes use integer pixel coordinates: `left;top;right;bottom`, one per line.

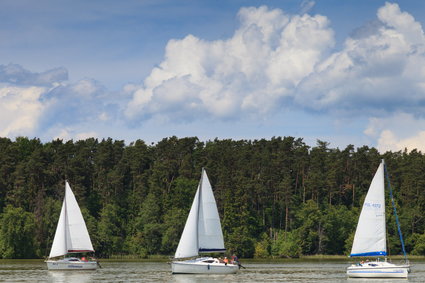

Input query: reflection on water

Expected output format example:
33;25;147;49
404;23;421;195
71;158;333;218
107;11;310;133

0;259;424;282
172;274;239;283
48;270;95;283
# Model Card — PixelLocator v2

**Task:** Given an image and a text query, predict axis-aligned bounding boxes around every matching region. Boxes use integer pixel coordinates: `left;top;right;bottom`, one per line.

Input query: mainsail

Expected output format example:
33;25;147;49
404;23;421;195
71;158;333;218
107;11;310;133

48;181;94;258
350;160;387;257
174;169;225;258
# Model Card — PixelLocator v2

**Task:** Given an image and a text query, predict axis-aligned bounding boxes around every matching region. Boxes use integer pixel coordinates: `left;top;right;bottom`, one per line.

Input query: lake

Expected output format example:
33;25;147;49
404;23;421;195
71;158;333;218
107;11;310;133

1;259;424;282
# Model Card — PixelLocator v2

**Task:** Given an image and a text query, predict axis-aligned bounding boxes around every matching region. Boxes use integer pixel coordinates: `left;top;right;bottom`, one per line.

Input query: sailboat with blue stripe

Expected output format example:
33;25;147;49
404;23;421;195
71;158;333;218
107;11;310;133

347;160;410;278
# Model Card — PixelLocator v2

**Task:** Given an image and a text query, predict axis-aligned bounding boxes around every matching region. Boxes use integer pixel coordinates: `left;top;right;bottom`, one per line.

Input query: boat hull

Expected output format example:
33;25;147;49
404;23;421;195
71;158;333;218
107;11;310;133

347;261;409;278
172;258;238;274
46;258;98;270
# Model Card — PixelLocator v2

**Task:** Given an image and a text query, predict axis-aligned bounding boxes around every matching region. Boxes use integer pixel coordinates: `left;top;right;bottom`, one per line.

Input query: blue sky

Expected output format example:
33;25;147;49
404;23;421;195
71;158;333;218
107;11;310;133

2;0;425;152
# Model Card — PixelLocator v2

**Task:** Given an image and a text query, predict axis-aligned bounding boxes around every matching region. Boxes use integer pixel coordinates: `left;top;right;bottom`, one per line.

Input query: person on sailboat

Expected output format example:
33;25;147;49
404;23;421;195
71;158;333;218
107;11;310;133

224;257;228;265
231;254;238;264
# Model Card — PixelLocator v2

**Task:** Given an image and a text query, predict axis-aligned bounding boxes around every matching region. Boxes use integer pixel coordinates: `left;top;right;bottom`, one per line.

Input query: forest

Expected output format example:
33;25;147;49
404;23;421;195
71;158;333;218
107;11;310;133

0;136;425;259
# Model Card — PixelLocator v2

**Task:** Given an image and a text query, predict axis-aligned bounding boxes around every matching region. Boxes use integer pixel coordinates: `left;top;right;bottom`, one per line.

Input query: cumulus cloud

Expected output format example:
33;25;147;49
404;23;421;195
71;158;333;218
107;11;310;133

0;63;120;141
296;2;425;152
126;5;335;121
121;2;425;151
125;2;425;128
0;63;68;86
0;85;46;137
0;64;69;137
295;2;425;114
365;113;425;152
376;128;425;153
41;79;108;125
37;78;126;141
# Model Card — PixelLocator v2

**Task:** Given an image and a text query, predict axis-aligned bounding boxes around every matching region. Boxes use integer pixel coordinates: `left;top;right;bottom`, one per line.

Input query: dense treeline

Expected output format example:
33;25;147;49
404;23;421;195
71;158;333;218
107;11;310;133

0;136;425;259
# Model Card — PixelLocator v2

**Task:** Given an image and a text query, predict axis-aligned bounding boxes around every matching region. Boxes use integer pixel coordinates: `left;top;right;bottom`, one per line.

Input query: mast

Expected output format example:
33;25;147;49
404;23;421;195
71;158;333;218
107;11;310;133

196;167;204;255
64;181;68;256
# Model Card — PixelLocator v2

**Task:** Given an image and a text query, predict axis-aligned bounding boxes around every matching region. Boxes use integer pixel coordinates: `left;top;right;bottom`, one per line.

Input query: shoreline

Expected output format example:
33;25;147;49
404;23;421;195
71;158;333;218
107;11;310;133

1;255;423;262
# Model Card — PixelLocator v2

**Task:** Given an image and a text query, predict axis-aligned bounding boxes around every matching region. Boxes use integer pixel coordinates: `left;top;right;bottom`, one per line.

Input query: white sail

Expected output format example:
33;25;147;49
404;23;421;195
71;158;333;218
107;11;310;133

174;184;201;258
48;200;67;258
198;169;225;253
350;160;387;257
174;169;225;259
48;181;94;258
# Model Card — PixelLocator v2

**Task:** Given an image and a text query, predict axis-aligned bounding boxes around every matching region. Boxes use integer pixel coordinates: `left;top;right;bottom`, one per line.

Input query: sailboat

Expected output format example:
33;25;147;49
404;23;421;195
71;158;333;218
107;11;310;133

171;168;239;274
46;181;98;270
347;160;410;278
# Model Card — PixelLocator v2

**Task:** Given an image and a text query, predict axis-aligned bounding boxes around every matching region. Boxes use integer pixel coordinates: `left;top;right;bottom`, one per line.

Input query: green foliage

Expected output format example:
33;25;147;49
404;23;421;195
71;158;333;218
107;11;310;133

409;233;425;255
161;207;187;254
254;233;271;258
321;205;357;254
222;183;259;258
126;193;164;256
97;203;123;257
345;231;355;255
37;197;62;258
0;136;423;258
0;205;37;258
271;230;301;258
295;200;323;254
225;226;255;258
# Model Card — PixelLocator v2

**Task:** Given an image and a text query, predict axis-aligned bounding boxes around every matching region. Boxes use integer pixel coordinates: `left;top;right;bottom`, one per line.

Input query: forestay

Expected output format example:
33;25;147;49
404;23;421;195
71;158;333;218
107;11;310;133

350;161;386;257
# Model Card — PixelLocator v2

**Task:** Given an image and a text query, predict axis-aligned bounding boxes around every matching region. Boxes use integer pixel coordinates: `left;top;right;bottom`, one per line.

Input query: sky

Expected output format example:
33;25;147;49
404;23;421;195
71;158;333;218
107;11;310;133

2;0;425;152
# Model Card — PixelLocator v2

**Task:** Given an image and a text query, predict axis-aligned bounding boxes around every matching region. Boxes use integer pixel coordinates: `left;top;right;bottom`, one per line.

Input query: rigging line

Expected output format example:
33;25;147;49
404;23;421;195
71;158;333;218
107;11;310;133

384;162;408;261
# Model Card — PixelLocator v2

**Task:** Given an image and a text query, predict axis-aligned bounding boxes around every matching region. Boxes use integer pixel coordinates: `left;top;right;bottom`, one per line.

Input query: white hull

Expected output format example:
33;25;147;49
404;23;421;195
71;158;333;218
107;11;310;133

172;258;238;274
46;258;98;270
347;261;409;278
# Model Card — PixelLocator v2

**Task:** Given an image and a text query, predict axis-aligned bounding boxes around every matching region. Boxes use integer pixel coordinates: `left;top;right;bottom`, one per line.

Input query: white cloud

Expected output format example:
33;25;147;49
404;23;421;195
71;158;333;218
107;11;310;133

125;5;334;121
295;2;425;114
121;3;425;152
40;78;118;127
377;2;424;46
365;112;425;152
0;64;121;141
0;64;69;138
377;129;425;153
125;2;425;133
0;85;47;137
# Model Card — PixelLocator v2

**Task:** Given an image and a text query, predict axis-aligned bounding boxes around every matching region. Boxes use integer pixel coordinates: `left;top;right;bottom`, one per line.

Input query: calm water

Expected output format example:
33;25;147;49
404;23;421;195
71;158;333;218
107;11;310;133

0;259;424;282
